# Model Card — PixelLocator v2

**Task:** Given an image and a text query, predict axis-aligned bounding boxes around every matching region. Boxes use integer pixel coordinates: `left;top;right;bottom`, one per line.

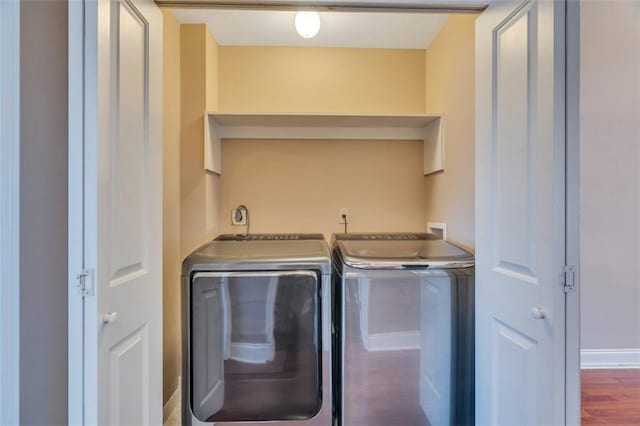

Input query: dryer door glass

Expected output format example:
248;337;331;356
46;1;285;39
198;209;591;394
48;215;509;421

191;271;321;422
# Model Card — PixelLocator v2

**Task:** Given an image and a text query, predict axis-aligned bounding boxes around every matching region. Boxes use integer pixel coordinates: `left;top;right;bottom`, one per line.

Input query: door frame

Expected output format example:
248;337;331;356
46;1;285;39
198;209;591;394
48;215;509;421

68;0;87;423
565;0;581;424
0;1;21;424
67;0;581;424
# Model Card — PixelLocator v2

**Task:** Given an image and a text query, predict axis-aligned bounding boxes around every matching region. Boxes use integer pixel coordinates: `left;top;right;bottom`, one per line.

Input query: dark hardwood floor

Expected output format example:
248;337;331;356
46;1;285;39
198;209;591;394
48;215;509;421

581;369;640;425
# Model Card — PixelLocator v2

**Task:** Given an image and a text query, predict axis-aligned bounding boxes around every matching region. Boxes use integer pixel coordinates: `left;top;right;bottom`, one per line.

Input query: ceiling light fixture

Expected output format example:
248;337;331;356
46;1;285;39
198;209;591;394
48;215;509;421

295;11;320;39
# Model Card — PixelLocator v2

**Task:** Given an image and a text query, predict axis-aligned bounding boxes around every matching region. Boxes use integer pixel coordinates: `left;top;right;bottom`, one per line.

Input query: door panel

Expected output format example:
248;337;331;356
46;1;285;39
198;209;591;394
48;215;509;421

82;0;163;424
109;325;150;425
491;320;537;426
109;0;148;285
109;0;148;284
476;1;565;425
494;4;537;278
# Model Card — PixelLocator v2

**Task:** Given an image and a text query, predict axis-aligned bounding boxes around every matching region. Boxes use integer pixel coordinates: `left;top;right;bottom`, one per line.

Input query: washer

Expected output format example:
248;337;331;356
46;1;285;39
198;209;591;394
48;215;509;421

332;233;475;426
182;234;333;426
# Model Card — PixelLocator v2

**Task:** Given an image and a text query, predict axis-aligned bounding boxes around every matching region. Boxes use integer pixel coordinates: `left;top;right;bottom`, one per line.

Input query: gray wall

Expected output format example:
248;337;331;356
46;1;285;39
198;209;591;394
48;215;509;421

19;1;68;424
580;1;640;350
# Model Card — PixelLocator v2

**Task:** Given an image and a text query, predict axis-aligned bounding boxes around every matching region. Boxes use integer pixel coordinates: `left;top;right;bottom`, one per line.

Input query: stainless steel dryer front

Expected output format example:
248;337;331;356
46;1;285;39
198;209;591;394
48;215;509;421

182;234;333;426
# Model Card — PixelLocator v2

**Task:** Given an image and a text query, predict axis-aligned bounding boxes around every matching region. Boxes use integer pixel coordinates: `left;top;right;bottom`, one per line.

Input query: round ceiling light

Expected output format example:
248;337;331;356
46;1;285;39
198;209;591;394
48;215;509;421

294;11;321;39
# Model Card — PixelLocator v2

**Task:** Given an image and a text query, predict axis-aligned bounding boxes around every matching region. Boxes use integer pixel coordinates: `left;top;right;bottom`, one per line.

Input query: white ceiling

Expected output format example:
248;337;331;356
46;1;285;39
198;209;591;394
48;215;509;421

170;10;450;49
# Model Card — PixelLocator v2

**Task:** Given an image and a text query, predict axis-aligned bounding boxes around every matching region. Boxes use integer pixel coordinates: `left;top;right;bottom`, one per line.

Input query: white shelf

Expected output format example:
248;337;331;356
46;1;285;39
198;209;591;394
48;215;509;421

204;112;445;175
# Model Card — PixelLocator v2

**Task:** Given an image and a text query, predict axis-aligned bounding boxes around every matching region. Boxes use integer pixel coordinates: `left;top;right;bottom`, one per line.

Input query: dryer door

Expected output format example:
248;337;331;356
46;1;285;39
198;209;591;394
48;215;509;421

190;270;321;422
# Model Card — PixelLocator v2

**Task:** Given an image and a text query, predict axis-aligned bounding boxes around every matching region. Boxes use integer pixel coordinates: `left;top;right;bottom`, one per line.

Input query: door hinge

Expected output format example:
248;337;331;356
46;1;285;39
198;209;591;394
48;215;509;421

561;265;577;293
76;268;94;297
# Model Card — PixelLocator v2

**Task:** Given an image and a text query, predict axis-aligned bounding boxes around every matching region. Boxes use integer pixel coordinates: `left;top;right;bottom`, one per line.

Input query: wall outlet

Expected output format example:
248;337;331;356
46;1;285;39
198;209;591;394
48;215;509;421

231;206;248;226
338;208;349;224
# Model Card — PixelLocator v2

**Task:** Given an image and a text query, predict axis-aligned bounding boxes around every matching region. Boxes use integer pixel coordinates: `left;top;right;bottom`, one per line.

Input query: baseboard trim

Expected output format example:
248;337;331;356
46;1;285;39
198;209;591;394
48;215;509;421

163;376;181;423
366;331;420;352
581;348;640;369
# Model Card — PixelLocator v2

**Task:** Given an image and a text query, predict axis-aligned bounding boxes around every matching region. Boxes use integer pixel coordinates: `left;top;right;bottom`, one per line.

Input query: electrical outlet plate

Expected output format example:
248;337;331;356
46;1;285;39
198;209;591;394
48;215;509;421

231;206;248;226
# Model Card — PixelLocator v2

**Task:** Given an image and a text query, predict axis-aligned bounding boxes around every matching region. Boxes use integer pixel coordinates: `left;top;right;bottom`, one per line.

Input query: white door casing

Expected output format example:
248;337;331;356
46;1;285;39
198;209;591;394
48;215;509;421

0;1;21;424
475;1;566;425
69;0;163;424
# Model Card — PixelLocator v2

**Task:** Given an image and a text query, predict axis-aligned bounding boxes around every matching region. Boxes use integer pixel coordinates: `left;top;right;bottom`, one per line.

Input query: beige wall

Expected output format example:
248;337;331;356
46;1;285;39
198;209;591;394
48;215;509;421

219;139;428;239
580;1;640;350
161;21;223;403
205;30;219;112
424;15;477;250
19;1;68;423
162;10;182;404
218;46;425;114
216;45;429;237
180;24;221;258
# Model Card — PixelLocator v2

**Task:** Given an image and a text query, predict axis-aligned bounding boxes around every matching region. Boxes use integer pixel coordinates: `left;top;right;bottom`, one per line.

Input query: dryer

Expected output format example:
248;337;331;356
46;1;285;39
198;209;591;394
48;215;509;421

332;233;475;426
182;234;333;426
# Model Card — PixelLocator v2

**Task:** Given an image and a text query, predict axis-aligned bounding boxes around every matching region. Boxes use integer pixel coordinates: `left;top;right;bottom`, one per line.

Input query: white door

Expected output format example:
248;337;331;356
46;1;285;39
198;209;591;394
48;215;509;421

70;0;163;424
475;1;566;425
